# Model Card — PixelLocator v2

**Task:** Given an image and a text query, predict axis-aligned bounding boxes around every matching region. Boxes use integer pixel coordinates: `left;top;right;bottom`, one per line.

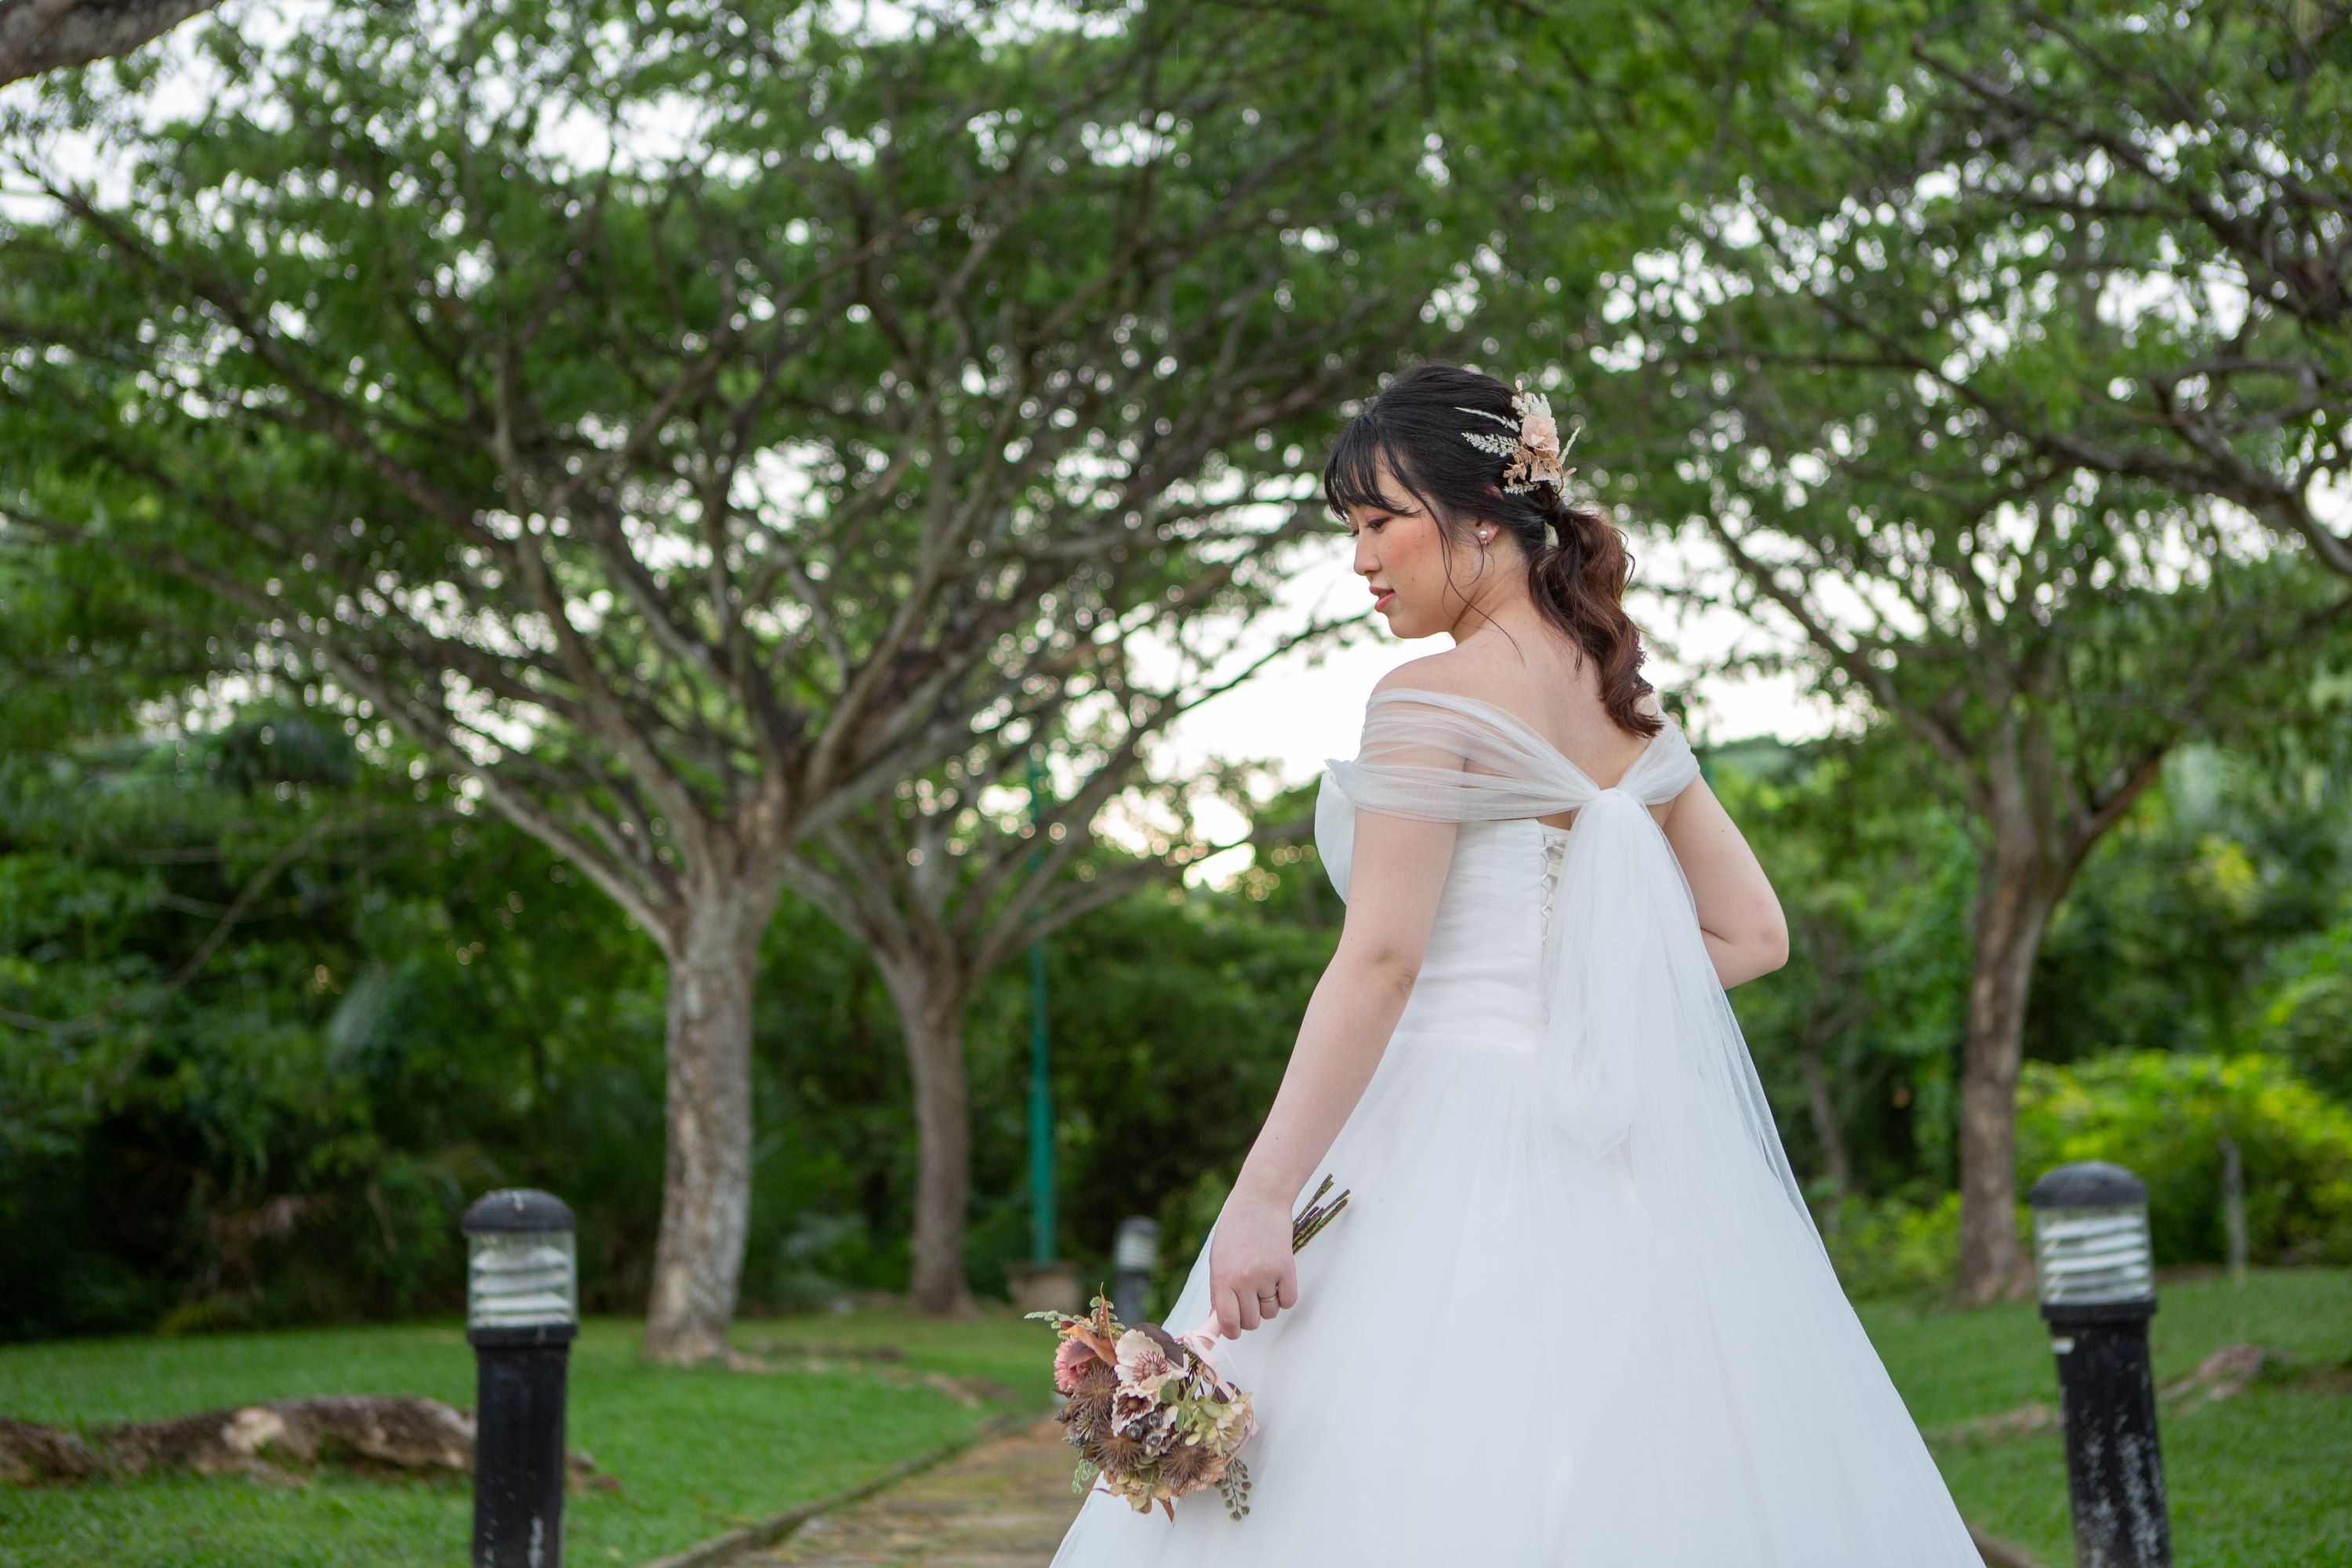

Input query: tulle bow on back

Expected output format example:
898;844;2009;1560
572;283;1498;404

1315;688;1810;1230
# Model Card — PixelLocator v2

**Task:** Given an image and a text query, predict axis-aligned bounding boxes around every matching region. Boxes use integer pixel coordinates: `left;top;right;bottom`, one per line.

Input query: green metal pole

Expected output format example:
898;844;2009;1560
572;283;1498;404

1025;747;1056;1266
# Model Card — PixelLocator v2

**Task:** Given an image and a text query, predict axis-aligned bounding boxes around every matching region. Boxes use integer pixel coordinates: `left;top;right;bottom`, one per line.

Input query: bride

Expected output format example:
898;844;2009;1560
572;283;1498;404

1047;365;1983;1566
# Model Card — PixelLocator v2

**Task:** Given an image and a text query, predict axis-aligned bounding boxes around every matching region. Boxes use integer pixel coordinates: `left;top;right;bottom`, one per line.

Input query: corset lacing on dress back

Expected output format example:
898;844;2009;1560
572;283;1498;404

1537;823;1570;941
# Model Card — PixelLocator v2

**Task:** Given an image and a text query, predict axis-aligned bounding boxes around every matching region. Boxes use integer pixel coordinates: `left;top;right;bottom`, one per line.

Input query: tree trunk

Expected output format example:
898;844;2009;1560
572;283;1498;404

1953;838;2060;1305
644;873;781;1363
880;960;972;1316
1797;1028;1852;1216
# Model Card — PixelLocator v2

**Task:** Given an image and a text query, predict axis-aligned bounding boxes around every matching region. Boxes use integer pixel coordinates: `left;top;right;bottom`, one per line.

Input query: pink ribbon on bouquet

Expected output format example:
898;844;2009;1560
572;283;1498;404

1177;1312;1228;1364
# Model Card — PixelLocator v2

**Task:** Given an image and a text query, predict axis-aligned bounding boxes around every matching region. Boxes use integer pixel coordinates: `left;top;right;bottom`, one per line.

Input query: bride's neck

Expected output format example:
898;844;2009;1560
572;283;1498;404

1443;575;1544;646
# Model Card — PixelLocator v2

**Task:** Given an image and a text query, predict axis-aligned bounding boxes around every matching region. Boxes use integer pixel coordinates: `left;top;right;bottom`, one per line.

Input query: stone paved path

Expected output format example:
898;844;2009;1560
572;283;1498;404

742;1414;1087;1567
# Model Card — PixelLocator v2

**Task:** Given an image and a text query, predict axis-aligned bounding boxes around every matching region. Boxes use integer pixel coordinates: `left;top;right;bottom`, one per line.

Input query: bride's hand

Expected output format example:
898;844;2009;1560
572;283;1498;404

1207;1197;1298;1338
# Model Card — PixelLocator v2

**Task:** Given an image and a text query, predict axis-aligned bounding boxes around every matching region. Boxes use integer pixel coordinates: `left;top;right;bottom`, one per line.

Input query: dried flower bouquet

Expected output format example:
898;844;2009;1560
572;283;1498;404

1025;1174;1351;1521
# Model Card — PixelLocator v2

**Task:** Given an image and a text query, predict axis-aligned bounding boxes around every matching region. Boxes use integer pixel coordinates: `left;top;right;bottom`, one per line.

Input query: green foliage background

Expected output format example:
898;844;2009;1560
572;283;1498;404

3;0;2350;1345
8;691;2351;1341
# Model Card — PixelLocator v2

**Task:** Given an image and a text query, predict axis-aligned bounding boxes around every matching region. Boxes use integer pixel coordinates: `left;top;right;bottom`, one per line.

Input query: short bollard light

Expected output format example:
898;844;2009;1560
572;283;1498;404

1111;1216;1160;1329
464;1189;578;1568
2028;1161;2171;1568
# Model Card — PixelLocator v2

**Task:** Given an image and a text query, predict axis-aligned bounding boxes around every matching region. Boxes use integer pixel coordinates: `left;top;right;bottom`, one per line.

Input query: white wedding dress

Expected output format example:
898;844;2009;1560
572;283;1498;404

1047;688;1982;1566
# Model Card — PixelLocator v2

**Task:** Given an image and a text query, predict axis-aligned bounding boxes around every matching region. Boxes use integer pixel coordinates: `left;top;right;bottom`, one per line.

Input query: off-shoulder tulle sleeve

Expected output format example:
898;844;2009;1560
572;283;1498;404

1313;688;1697;906
1324;688;1697;823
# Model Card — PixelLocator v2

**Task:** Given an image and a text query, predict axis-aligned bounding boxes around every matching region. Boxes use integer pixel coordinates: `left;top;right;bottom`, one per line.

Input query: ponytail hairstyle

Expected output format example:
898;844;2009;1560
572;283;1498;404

1321;364;1659;739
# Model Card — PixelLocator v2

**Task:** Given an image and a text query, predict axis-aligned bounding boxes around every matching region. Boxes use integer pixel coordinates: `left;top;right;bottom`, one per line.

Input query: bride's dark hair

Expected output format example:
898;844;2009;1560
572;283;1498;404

1322;363;1660;739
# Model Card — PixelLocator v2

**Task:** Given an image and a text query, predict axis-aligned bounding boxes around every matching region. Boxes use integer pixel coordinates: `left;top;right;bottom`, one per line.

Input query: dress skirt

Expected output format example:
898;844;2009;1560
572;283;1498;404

1044;1023;1982;1567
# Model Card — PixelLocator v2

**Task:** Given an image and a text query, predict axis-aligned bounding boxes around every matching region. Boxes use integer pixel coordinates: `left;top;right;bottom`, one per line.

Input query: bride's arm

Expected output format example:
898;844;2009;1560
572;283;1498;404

1207;804;1458;1338
1660;775;1789;988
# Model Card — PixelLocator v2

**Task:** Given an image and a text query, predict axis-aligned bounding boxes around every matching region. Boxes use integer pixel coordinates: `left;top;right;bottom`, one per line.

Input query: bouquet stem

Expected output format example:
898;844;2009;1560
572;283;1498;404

1289;1173;1348;1252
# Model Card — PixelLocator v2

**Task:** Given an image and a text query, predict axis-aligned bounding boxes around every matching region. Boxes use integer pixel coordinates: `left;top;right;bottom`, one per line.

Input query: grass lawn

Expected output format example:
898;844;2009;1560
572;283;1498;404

0;1305;1056;1568
1862;1267;2352;1568
3;1271;2345;1566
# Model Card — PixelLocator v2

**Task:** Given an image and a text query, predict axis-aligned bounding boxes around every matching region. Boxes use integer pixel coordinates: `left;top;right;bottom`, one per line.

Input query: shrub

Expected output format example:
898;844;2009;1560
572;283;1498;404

1820;1191;2034;1303
1820;1190;1964;1302
2254;917;2352;1104
2016;1051;2352;1268
1823;1051;2352;1300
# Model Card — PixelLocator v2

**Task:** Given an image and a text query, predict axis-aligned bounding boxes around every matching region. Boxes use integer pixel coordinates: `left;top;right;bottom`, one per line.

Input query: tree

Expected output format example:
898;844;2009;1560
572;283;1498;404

0;0;1487;1355
783;669;1318;1312
1705;731;1977;1215
1860;2;2352;579
0;0;224;85
0;682;713;1339
1548;0;2352;1299
756;0;1726;1314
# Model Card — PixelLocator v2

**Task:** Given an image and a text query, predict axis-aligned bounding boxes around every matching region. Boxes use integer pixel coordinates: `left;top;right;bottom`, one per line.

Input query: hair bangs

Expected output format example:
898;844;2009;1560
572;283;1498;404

1322;413;1420;523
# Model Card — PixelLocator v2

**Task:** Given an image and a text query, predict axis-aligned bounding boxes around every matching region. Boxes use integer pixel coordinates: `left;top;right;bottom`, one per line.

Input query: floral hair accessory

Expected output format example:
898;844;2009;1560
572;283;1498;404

1457;388;1580;495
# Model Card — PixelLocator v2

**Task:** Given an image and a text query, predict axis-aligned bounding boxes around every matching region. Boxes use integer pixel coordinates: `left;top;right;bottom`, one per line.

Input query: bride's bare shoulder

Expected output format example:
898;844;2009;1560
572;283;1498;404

1370;649;1483;699
1370;648;1607;731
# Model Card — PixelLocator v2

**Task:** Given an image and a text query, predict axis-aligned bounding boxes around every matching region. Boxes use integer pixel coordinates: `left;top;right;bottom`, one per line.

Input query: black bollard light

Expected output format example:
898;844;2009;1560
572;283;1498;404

2028;1161;2171;1568
463;1189;579;1568
1111;1216;1160;1328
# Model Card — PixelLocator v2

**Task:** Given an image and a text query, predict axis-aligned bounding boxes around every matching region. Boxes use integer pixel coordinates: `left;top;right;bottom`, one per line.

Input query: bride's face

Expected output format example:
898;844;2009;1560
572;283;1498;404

1343;450;1490;638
